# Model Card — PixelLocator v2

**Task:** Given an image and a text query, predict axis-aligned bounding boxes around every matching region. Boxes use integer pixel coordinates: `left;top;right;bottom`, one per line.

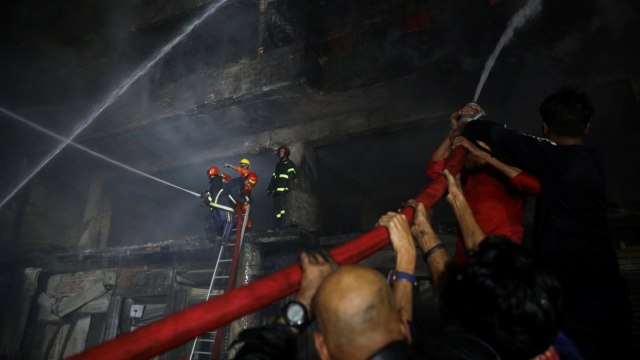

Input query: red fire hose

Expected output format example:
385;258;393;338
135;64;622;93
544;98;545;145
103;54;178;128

70;147;466;360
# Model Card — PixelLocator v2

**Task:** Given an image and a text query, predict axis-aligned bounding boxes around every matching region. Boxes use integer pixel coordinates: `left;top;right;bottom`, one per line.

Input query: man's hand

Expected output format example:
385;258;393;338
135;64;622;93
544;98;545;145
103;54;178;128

452;136;489;158
448;111;460;129
448;103;485;140
223;163;232;168
377;211;416;273
443;169;464;208
296;251;336;312
405;200;435;241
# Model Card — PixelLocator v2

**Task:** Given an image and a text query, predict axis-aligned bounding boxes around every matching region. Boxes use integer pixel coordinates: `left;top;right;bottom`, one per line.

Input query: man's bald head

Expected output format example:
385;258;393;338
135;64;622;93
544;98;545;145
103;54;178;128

312;265;409;360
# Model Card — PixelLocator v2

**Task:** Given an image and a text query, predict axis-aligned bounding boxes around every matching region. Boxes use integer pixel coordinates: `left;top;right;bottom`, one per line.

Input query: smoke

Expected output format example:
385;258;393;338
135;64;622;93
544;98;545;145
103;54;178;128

0;0;232;210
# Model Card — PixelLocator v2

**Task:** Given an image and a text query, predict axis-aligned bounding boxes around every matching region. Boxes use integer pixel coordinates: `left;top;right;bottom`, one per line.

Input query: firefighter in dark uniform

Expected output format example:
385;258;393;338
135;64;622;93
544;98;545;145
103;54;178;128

203;166;247;244
207;166;224;195
266;145;297;228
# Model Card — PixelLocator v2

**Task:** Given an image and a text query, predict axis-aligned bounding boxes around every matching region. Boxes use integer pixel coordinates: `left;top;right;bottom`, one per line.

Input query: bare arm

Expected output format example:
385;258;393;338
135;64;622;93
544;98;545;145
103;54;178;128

377;212;416;322
452;136;523;178
431;112;461;161
442;169;486;253
407;200;452;290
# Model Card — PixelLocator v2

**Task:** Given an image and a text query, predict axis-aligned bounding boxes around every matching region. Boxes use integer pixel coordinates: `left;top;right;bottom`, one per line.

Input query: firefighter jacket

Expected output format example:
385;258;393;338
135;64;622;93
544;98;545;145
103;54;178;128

229;165;251;178
208;175;223;195
207;177;249;212
267;158;297;194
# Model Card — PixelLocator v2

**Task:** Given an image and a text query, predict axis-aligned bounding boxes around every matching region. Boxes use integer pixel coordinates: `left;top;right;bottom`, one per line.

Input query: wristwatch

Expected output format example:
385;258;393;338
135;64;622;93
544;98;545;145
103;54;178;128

282;300;309;329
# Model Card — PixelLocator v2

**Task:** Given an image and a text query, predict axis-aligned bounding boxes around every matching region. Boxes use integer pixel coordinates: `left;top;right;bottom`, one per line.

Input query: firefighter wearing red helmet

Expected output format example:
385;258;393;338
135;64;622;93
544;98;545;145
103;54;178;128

206;166;223;194
200;166;222;201
202;165;239;244
208;166;220;178
266;145;297;228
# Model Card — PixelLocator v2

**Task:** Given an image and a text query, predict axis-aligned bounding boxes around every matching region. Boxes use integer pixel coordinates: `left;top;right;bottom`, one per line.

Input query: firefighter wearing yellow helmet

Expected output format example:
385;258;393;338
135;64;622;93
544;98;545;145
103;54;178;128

224;158;258;229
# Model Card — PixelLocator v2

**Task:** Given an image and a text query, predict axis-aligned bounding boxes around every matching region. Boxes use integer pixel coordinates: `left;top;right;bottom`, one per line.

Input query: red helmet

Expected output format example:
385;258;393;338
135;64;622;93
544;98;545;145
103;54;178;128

222;173;231;182
207;166;219;177
245;172;258;188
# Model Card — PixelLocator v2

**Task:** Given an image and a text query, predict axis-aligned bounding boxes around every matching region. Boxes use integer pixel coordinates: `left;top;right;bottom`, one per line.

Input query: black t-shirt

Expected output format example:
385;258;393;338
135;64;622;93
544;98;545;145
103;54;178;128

463;121;618;281
462;122;632;352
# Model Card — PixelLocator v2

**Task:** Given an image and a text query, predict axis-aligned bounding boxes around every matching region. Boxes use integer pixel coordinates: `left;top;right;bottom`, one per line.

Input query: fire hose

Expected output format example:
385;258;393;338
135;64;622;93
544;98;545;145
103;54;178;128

69;147;466;360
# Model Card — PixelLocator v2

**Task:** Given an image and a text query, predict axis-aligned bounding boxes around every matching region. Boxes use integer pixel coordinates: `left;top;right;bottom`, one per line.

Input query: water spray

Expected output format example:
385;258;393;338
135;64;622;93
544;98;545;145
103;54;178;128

0;107;201;199
0;0;231;209
472;0;543;103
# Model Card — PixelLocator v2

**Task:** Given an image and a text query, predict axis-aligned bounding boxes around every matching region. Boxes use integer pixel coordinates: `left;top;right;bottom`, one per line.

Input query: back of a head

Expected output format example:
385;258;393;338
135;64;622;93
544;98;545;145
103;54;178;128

441;236;562;359
539;87;594;137
312;265;406;360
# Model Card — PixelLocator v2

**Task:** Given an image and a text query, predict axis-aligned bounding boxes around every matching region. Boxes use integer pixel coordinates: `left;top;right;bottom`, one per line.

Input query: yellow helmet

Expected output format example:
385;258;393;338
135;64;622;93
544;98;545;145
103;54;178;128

239;158;251;167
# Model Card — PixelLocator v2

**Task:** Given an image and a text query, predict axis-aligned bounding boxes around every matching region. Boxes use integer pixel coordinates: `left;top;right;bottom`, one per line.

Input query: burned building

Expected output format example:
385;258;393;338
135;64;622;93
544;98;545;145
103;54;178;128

1;0;639;358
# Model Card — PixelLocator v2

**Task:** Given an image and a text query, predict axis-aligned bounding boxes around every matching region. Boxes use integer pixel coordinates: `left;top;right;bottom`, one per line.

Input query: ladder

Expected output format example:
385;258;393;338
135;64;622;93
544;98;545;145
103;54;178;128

188;204;251;360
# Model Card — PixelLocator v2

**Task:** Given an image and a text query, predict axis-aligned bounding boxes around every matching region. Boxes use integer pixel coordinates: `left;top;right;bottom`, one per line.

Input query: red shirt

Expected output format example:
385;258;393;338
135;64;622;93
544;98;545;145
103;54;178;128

427;157;540;262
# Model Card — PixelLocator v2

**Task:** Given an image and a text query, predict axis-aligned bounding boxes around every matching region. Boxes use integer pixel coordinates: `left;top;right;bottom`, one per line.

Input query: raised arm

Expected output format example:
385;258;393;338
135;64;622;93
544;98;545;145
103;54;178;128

406;200;452;290
377;212;416;323
442;169;486;253
452;135;542;196
431;111;461;161
462;119;554;178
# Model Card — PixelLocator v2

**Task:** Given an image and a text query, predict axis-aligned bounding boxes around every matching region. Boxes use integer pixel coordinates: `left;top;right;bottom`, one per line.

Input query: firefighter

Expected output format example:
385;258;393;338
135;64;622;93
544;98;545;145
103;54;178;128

207;166;223;194
225;159;258;229
266;145;297;228
224;158;253;178
203;167;245;245
202;166;223;242
239;172;258;229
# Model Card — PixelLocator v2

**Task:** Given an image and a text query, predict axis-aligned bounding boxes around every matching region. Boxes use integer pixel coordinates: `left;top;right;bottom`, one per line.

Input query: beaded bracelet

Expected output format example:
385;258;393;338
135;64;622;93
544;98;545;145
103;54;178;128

423;243;446;262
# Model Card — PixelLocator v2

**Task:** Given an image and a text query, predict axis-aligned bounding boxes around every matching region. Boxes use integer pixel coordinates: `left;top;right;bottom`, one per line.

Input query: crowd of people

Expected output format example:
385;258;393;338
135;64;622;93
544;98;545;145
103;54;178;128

227;87;633;359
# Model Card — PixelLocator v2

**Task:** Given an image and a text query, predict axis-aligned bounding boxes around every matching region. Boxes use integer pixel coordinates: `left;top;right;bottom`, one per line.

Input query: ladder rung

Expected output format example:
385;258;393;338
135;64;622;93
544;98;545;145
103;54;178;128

194;351;212;355
197;339;215;343
213;275;229;279
218;259;232;262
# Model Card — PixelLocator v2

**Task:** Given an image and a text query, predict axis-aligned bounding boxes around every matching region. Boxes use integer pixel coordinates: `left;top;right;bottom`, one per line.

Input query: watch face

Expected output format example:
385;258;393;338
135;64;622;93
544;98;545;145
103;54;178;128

286;303;305;324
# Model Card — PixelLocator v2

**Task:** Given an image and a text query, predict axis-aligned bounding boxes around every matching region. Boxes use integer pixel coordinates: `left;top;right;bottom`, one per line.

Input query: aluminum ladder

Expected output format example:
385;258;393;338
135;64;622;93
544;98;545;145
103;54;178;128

188;204;251;360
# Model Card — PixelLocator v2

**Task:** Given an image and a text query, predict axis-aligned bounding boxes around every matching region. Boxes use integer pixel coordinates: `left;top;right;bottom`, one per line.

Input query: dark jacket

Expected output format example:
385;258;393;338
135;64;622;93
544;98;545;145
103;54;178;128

267;158;297;194
207;177;247;212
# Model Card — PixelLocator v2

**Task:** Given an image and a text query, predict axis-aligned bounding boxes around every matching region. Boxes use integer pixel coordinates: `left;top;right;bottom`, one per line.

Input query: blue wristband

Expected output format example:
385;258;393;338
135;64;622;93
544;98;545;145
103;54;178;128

393;271;417;287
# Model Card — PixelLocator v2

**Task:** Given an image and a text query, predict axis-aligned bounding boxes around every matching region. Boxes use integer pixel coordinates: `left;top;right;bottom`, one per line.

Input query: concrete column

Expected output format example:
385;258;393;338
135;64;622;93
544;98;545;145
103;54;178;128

78;181;112;249
287;142;322;231
228;242;263;356
258;0;269;54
